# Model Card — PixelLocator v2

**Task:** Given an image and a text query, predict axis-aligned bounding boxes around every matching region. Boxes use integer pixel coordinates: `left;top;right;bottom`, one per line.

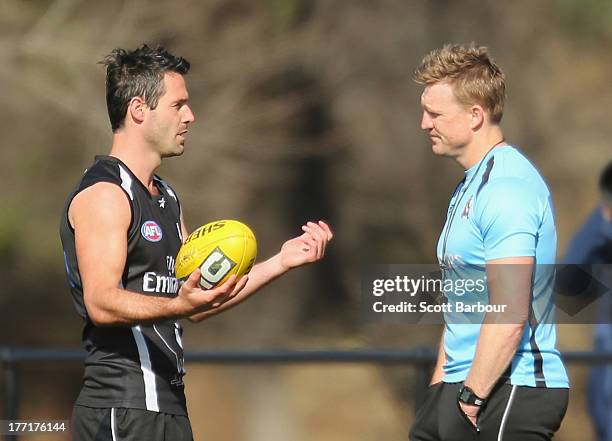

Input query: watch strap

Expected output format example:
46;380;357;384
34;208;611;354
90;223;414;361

458;385;486;407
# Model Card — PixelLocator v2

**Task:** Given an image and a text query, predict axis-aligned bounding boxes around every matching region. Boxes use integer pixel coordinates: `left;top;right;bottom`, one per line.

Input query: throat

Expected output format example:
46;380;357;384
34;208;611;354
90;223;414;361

461;138;505;170
147;182;162;197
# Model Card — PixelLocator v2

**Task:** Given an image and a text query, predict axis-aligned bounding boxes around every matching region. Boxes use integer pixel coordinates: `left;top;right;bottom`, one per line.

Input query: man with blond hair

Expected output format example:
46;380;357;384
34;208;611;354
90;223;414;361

409;44;568;440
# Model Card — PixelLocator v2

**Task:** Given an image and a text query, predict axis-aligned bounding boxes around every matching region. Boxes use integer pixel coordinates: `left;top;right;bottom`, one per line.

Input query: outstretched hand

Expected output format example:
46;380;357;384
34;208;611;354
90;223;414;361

181;221;333;323
279;221;333;270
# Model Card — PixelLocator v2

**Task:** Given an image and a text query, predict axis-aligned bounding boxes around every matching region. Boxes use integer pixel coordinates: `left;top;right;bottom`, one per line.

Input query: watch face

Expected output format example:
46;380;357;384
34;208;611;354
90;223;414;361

458;386;484;406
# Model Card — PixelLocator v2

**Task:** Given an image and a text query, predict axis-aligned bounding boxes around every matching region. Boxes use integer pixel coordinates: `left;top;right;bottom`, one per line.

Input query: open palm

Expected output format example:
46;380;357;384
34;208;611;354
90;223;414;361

279;221;333;269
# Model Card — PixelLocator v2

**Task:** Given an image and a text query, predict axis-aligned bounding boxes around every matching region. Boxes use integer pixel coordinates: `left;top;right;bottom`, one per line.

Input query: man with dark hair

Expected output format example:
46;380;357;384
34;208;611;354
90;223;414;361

60;44;333;441
409;44;568;441
561;160;612;441
102;45;191;133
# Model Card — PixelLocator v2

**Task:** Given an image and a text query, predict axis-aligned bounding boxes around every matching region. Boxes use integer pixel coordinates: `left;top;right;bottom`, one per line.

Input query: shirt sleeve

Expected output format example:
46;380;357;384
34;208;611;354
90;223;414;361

474;178;543;260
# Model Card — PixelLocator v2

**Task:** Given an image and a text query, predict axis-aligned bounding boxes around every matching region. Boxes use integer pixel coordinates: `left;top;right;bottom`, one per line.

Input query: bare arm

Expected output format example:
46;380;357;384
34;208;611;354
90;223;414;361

460;256;532;421
188;221;334;322
70;183;243;326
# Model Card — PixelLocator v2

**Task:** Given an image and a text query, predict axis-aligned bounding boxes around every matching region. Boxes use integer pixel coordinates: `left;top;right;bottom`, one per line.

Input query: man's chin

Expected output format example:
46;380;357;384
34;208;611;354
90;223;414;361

431;143;446;156
161;145;185;158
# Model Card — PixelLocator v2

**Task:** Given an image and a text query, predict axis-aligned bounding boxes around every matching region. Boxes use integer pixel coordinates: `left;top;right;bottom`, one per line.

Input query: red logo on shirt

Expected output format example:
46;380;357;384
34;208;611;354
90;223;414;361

141;221;163;242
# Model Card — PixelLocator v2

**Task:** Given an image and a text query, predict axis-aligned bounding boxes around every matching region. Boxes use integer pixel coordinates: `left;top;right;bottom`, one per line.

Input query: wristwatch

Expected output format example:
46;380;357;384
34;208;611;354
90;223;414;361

457;385;487;407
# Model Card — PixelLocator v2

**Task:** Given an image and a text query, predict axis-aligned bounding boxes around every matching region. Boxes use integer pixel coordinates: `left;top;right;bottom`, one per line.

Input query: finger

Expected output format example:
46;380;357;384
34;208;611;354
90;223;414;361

302;221;331;243
320;237;327;258
211;295;230;308
231;275;249;297
205;275;238;305
312;221;332;256
184;268;201;290
303;237;319;260
211;274;238;297
302;231;318;248
303;225;323;257
301;227;321;247
218;274;238;291
212;275;248;307
307;222;329;252
306;221;325;238
305;223;325;258
309;223;329;257
318;220;333;240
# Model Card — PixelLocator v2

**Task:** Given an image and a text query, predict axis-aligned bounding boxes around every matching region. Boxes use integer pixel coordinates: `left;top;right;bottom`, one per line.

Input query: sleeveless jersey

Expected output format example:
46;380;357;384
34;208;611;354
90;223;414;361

60;155;188;415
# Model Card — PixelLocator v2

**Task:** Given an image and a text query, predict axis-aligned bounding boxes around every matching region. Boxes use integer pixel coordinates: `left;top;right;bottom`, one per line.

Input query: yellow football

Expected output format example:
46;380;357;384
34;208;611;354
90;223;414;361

175;220;257;289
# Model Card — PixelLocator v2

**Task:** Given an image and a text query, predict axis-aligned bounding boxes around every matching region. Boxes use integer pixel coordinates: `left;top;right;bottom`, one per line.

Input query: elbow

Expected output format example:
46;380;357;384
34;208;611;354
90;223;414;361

507;321;527;341
508;309;529;328
489;308;528;329
84;294;115;326
86;307;114;326
489;313;528;339
87;311;106;326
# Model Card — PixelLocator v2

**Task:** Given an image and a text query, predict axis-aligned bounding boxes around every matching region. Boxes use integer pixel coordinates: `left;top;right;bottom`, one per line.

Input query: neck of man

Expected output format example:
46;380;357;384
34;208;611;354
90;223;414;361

109;130;162;195
457;124;505;170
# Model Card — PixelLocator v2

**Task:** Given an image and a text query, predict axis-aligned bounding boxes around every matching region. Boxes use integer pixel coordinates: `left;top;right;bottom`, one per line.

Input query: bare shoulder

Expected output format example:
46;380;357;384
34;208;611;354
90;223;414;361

69;182;131;230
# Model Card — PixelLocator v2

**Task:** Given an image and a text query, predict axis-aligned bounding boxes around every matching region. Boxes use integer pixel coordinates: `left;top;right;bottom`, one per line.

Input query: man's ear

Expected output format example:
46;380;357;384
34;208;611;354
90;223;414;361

469;105;485;131
127;97;147;125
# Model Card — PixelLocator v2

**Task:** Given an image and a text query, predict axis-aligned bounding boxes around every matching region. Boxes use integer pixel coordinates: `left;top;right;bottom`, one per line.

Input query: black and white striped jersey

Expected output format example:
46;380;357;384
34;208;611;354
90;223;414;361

60;155;188;415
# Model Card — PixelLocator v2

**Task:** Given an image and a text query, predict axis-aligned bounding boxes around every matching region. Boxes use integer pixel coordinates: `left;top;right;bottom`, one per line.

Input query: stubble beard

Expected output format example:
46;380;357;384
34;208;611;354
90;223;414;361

158;132;186;158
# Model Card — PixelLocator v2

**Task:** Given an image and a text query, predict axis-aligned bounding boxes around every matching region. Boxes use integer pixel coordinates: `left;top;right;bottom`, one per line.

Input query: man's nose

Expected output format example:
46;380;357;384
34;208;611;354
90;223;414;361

420;112;432;130
183;105;195;124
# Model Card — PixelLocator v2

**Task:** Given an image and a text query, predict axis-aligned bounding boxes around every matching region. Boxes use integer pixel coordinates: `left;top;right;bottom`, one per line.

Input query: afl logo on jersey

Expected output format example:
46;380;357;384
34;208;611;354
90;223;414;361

141;220;163;242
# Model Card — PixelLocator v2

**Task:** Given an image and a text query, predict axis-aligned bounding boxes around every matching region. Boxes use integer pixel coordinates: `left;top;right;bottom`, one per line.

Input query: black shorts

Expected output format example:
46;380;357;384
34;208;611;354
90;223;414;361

71;405;193;441
409;382;568;441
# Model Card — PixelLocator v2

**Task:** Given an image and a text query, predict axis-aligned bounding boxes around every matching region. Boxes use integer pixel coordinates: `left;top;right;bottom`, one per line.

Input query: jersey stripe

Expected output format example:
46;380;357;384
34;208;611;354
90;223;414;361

155;176;177;201
529;322;546;386
153;324;181;373
63;251;78;288
118;165;134;200
110;407;118;441
174;323;184;349
476;156;495;196
497;385;517;441
131;326;160;411
176;223;183;242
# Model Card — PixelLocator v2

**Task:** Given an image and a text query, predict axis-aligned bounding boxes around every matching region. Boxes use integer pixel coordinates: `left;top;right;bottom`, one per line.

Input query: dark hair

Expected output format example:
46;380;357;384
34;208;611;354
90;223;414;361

101;44;190;132
599;160;612;202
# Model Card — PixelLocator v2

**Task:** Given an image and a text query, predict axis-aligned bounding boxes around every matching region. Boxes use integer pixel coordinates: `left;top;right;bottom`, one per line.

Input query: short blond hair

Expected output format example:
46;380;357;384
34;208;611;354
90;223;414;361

414;44;506;123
